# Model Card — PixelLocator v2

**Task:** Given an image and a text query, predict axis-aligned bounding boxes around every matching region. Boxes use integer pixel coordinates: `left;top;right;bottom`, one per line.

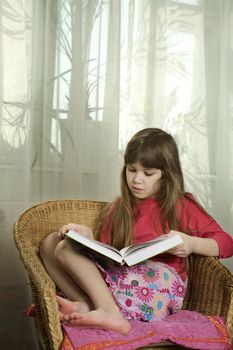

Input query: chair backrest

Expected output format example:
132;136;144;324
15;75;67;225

14;199;107;253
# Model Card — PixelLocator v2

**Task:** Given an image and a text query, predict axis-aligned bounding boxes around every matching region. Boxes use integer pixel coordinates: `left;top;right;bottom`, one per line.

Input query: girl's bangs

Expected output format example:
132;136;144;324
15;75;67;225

126;147;162;169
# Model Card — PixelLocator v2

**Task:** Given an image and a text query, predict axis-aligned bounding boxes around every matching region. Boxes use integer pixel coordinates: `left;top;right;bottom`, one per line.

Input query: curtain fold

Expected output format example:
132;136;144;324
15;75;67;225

213;0;232;231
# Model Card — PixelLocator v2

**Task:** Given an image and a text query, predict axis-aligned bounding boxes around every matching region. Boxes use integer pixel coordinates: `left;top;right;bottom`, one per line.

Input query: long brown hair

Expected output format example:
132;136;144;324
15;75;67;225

95;128;190;249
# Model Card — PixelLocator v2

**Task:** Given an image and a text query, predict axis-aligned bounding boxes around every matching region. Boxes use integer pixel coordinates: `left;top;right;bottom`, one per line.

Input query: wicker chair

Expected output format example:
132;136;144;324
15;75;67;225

13;199;233;350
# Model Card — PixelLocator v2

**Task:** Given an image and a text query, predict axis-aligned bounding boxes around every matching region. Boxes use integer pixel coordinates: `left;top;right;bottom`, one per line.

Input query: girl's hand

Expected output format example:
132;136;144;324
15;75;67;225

58;223;93;240
166;230;194;257
166;230;220;257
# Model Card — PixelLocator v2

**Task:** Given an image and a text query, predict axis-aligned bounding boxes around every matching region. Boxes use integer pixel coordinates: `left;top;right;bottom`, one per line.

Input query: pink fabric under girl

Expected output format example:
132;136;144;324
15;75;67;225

62;311;232;350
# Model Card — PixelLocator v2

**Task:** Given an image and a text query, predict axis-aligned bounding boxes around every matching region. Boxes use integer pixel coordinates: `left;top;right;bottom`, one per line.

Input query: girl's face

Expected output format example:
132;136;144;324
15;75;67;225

126;162;162;199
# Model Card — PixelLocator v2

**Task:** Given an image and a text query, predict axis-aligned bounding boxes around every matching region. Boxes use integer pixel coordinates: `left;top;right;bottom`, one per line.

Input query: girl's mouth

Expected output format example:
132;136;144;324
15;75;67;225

131;186;143;193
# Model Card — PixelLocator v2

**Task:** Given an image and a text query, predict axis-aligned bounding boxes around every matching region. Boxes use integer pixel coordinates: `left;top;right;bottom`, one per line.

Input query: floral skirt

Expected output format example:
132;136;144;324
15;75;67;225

96;259;186;322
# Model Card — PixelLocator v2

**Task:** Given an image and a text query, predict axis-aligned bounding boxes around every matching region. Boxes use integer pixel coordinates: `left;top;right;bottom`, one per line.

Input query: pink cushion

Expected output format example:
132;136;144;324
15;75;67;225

61;310;231;350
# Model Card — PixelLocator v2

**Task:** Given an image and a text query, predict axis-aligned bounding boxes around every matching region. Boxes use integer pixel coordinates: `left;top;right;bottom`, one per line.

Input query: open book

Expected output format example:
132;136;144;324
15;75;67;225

66;230;183;266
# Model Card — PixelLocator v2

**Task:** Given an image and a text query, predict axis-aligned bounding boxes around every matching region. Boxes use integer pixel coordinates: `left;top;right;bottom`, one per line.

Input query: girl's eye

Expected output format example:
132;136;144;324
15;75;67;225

128;168;136;172
144;172;153;176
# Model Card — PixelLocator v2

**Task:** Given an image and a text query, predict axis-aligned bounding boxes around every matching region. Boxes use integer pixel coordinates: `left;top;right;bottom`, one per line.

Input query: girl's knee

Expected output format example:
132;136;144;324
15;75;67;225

54;239;85;267
54;238;72;264
40;231;59;259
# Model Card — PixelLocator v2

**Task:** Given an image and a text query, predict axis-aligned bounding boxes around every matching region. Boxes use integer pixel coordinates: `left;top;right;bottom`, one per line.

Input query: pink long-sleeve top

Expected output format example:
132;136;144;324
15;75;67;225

100;196;233;281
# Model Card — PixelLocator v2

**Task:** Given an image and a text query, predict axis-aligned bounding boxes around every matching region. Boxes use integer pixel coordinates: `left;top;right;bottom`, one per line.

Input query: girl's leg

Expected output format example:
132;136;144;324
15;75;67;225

40;232;92;314
40;233;130;334
54;238;130;334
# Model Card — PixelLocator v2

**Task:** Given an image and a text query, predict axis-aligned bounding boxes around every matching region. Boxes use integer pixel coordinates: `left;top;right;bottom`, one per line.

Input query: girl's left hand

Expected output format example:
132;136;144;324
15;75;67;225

58;223;93;239
166;230;194;257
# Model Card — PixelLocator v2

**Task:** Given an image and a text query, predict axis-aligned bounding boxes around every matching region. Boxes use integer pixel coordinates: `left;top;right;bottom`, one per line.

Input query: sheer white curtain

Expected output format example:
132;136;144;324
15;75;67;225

0;0;233;289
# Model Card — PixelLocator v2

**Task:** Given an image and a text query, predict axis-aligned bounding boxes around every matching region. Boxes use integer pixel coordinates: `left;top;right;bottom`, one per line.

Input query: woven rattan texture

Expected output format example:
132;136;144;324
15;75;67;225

13;199;233;350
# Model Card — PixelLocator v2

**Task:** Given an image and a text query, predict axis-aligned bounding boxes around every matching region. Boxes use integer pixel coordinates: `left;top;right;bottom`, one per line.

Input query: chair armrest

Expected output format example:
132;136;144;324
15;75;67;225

183;254;233;337
13;224;63;349
13;199;106;350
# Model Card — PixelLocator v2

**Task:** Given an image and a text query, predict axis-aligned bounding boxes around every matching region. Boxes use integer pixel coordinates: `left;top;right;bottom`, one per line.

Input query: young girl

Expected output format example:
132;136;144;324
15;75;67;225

40;128;233;335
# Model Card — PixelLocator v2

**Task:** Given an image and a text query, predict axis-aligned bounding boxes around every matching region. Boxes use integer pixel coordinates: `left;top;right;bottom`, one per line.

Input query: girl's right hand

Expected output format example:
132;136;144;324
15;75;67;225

166;230;194;257
58;223;93;239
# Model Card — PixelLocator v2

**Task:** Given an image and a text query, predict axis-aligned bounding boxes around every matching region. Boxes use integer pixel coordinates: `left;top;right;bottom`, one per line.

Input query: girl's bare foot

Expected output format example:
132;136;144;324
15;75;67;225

62;309;131;335
56;295;90;320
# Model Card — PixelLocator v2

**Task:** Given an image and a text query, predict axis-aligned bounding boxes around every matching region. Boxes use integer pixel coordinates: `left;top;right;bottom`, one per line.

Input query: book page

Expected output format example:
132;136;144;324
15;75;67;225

123;234;183;265
120;235;172;256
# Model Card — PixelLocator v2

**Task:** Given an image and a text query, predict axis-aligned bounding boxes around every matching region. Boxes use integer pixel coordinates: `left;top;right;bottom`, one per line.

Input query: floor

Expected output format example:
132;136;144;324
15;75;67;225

0;284;40;350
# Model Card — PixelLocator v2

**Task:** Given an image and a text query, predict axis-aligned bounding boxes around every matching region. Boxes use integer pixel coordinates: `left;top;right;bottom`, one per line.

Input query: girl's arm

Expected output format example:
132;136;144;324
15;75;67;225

190;235;219;256
167;196;233;258
167;231;220;257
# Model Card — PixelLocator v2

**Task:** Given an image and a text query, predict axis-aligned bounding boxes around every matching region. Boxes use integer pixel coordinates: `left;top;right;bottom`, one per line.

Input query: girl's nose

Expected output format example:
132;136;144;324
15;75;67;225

133;172;143;183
